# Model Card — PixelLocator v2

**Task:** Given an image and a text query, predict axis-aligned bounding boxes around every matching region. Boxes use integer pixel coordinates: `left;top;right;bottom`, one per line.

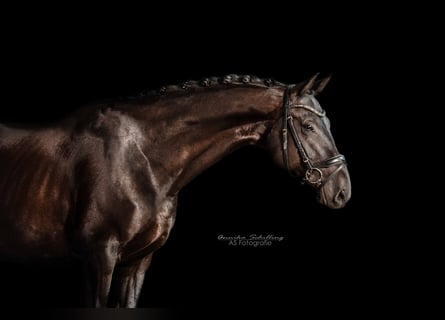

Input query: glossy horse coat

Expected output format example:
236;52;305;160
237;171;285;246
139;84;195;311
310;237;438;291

0;74;351;307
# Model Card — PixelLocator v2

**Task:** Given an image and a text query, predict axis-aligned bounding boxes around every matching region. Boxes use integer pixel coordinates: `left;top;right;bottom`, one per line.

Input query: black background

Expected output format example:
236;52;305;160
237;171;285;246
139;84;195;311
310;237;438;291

0;7;413;313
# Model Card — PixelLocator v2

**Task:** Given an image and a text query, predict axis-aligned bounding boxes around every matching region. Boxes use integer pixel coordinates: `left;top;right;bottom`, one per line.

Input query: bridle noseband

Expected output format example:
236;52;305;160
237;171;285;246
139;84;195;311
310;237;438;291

281;86;346;188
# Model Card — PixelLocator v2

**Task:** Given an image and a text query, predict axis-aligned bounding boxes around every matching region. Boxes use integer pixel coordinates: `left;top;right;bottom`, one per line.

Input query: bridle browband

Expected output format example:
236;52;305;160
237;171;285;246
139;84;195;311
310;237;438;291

281;86;346;187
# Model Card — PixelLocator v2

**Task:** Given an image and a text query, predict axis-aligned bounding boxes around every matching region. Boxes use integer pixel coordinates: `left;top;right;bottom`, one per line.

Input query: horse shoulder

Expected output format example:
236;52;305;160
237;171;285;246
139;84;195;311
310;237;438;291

69;109;168;245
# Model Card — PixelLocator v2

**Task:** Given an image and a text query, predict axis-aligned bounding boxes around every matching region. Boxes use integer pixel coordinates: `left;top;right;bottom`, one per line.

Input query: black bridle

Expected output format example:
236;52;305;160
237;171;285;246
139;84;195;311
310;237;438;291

282;86;346;187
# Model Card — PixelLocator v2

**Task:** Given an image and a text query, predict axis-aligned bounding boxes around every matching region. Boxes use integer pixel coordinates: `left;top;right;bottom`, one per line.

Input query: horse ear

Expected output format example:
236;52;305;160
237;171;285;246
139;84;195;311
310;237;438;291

299;73;319;95
314;74;332;96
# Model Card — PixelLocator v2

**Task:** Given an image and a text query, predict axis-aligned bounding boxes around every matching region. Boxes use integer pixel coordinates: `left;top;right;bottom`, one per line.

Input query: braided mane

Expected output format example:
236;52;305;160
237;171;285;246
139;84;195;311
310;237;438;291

139;74;287;97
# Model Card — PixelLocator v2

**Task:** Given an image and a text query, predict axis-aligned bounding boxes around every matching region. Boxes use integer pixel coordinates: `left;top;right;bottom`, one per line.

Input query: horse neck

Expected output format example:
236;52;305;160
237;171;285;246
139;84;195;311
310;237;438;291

130;86;284;195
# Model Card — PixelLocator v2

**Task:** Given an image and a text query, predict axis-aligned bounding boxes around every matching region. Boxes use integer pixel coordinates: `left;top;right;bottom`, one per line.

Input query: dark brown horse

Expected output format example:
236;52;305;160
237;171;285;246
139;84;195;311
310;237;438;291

0;73;350;307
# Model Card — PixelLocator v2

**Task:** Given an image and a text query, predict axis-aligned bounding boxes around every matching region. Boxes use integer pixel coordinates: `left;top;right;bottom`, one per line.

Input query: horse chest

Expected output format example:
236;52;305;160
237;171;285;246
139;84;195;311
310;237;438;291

135;197;176;239
116;197;177;261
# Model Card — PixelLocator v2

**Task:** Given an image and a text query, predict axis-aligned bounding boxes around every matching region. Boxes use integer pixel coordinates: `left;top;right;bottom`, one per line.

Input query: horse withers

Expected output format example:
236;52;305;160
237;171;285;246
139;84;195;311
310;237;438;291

0;73;351;307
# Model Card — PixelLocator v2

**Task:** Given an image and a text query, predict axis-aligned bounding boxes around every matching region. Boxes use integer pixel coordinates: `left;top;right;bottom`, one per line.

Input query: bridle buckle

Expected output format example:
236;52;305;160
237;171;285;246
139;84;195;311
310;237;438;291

305;168;323;186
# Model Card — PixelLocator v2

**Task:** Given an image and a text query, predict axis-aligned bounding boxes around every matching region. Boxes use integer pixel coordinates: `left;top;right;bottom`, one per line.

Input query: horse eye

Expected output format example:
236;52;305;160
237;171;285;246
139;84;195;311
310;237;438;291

303;124;314;131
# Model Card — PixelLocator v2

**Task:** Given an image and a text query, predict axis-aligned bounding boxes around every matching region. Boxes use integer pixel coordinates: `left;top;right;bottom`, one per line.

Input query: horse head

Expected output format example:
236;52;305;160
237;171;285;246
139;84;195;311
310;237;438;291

266;74;351;209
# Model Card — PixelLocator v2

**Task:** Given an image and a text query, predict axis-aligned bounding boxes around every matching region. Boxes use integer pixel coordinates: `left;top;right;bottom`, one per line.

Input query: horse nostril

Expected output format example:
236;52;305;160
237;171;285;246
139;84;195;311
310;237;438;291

335;189;346;202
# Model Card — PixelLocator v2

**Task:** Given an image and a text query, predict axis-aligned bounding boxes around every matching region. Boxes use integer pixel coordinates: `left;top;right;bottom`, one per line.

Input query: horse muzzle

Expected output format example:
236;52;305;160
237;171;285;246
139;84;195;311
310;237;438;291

318;166;351;209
